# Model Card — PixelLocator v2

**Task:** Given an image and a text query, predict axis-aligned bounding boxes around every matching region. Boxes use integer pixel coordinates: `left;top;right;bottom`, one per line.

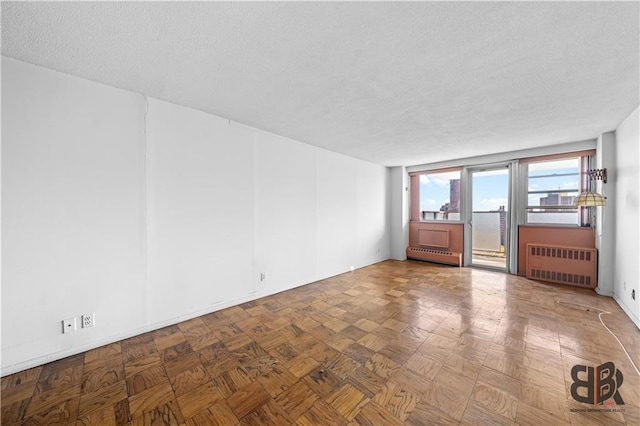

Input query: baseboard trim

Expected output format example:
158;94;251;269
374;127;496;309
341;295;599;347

1;260;391;377
0;291;267;377
613;295;640;331
595;286;614;297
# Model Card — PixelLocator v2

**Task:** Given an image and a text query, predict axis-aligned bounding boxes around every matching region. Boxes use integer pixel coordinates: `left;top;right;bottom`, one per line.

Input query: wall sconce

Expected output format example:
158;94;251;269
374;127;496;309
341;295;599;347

575;167;608;208
587;168;607;184
575;168;607;228
575;191;606;207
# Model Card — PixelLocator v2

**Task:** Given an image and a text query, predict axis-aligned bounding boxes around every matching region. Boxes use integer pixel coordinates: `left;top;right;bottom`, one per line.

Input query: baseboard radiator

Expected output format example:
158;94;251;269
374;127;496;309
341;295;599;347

526;243;597;289
406;247;462;267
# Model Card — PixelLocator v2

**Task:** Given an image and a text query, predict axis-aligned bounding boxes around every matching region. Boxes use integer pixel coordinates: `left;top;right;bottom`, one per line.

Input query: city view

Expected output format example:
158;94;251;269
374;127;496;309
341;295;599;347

418;158;580;223
417;159;581;268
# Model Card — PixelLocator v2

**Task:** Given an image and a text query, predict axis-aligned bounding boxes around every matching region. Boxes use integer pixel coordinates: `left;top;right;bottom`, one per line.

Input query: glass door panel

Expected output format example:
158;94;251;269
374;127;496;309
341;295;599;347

470;167;509;270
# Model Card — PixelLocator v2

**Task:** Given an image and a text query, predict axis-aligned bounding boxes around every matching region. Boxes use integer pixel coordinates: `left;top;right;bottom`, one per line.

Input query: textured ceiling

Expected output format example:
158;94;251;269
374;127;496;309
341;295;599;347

2;2;638;167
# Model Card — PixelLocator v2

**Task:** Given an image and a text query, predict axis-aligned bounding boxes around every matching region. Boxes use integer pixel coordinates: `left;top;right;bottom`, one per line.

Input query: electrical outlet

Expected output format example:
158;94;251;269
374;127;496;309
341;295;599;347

62;317;76;334
82;313;95;328
260;272;266;281
632;289;636;301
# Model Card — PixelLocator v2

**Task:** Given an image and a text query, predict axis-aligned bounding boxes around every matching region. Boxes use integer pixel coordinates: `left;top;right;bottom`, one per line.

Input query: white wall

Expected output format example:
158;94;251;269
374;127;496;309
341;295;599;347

389;167;408;260
613;107;639;328
595;131;616;296
1;58;147;370
1;58;390;375
146;100;256;323
254;132;320;291
356;161;391;267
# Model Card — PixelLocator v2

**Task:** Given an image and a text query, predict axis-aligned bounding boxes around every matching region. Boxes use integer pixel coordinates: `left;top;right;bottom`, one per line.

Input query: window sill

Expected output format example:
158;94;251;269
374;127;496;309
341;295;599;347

411;219;464;224
521;223;584;228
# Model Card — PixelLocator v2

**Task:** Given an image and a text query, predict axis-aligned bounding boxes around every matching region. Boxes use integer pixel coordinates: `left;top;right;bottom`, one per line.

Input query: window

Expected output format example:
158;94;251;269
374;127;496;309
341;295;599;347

409;151;592;226
411;169;461;221
526;157;581;225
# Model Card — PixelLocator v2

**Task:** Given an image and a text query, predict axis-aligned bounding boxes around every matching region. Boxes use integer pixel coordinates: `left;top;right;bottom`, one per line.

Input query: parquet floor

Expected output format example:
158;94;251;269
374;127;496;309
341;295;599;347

2;260;639;425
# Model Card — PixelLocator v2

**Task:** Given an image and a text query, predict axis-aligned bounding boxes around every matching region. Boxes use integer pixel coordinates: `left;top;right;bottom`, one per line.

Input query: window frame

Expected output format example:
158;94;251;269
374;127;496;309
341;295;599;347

409;167;463;223
521;151;594;226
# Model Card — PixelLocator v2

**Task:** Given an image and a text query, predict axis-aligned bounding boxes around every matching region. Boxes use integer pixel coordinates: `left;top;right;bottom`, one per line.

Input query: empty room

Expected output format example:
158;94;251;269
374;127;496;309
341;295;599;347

1;2;639;425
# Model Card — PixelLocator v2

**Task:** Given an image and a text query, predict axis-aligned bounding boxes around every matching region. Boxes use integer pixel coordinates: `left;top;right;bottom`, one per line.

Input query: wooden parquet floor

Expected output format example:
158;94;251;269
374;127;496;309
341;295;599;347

2;260;639;425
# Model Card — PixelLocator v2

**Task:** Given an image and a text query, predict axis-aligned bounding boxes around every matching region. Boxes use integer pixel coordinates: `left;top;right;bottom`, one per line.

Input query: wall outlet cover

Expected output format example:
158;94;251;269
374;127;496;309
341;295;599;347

62;317;76;334
82;313;95;328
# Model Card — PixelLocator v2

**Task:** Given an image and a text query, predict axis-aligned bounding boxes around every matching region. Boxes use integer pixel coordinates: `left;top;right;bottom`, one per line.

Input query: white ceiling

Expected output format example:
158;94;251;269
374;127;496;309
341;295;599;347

2;2;638;167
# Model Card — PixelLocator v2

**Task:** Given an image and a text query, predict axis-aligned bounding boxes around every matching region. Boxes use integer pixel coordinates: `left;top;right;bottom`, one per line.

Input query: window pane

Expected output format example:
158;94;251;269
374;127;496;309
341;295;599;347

527;210;579;225
419;171;461;221
527;158;580;224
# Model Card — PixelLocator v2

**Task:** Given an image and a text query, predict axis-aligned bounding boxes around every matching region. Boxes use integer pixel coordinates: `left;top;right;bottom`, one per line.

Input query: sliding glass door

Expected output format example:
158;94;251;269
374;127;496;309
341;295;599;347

468;166;510;270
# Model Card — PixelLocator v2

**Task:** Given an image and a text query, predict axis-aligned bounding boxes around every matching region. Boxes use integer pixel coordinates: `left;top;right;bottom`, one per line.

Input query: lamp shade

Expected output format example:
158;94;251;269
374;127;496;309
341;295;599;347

574;192;606;207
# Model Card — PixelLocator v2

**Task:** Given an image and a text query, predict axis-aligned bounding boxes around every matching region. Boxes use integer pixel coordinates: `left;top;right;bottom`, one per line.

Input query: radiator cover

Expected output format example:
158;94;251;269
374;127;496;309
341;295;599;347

526;243;597;289
406;247;462;267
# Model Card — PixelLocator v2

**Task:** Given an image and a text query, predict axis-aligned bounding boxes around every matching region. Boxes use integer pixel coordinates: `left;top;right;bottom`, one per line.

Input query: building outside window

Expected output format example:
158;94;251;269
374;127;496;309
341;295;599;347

416;170;461;221
526;157;581;225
